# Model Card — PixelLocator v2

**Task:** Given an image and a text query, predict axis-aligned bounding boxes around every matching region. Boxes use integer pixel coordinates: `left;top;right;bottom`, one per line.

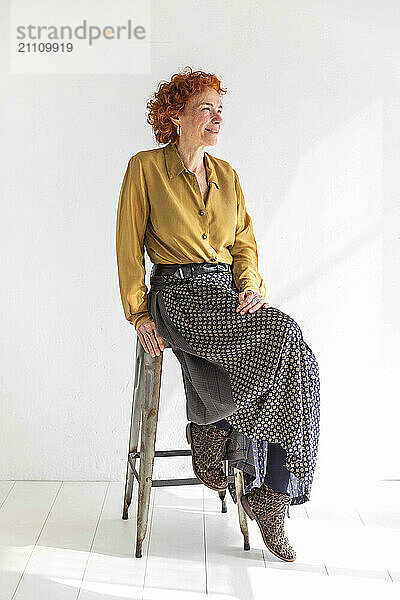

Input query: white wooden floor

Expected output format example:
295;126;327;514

0;480;399;600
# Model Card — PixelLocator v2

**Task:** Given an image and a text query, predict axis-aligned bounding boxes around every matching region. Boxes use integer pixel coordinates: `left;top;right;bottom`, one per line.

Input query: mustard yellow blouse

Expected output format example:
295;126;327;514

116;140;266;330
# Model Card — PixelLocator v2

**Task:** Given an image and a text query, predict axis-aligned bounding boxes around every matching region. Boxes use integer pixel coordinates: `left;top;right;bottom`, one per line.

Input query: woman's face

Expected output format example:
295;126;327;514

175;87;223;147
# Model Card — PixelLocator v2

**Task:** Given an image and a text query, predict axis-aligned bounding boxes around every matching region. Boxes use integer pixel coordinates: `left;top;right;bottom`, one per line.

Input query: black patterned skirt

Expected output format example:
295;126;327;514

147;264;321;506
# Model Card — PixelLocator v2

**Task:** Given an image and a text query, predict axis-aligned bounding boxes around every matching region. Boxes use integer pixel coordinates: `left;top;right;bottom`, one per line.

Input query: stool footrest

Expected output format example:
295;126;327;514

130;465;235;487
130;449;192;459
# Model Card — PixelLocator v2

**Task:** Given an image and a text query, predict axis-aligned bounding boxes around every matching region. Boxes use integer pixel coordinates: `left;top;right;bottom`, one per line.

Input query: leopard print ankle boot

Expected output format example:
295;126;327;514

241;484;296;561
186;422;231;491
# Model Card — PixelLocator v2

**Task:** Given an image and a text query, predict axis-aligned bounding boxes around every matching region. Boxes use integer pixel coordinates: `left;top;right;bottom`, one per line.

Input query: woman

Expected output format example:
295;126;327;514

116;67;321;562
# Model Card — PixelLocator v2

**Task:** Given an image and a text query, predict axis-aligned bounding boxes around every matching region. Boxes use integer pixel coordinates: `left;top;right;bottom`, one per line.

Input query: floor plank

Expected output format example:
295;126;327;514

79;481;154;600
203;486;268;599
0;481;61;599
0;481;16;506
143;485;207;599
12;482;108;599
306;492;394;580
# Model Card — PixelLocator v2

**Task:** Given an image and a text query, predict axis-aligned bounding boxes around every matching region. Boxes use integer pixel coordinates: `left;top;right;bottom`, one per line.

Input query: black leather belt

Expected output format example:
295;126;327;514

151;261;231;280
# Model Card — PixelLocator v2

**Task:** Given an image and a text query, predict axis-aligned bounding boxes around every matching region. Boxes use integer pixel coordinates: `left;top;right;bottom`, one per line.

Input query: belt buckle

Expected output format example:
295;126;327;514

173;266;185;280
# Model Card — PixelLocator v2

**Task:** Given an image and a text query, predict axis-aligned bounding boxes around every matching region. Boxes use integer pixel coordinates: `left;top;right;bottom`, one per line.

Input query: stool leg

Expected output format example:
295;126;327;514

234;467;250;551
135;350;163;558
218;490;227;513
218;461;227;513
122;337;144;520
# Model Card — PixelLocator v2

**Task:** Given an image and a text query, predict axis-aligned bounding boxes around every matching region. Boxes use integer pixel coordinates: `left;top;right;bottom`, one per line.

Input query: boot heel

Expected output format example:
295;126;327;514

240;494;255;520
186;422;192;445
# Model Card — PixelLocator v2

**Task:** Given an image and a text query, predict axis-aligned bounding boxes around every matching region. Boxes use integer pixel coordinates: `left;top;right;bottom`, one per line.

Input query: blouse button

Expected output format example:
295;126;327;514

199;210;205;216
202;234;208;239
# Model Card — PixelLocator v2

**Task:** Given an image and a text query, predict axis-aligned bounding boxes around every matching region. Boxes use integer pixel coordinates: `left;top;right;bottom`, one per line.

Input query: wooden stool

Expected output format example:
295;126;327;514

122;336;250;558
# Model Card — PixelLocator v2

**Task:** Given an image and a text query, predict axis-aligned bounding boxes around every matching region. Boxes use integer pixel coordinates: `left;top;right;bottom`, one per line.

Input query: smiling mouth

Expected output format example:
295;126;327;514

205;128;219;133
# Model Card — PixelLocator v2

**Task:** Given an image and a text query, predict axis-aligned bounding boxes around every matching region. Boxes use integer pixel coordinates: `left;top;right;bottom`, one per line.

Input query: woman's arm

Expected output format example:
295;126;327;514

116;154;151;330
228;168;267;298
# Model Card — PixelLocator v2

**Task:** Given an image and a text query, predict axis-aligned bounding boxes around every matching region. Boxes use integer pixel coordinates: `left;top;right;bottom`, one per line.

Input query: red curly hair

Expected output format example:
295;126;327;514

146;66;227;145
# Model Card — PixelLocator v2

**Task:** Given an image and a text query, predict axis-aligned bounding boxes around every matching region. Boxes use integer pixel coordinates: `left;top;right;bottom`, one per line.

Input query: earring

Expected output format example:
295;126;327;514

177;124;181;136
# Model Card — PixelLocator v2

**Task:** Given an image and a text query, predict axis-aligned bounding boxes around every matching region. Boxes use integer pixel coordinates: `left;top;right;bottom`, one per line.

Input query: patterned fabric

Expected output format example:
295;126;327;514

148;267;321;506
241;485;296;561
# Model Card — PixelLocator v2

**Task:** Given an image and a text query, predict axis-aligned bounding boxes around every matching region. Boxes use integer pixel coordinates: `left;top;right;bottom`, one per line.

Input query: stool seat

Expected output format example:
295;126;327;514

122;336;250;558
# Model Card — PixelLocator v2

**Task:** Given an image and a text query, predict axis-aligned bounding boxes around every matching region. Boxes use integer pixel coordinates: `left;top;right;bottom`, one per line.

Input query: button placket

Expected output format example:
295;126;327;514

185;165;215;261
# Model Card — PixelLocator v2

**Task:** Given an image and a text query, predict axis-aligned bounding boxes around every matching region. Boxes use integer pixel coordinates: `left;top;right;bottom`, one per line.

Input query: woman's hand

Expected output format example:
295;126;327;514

236;289;269;315
137;319;165;357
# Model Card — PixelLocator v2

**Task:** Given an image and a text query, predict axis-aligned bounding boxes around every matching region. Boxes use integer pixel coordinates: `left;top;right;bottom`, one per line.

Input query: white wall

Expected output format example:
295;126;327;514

1;0;399;502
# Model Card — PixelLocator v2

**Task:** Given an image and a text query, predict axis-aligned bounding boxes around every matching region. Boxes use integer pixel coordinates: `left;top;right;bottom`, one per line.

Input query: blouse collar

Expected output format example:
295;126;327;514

164;140;220;189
